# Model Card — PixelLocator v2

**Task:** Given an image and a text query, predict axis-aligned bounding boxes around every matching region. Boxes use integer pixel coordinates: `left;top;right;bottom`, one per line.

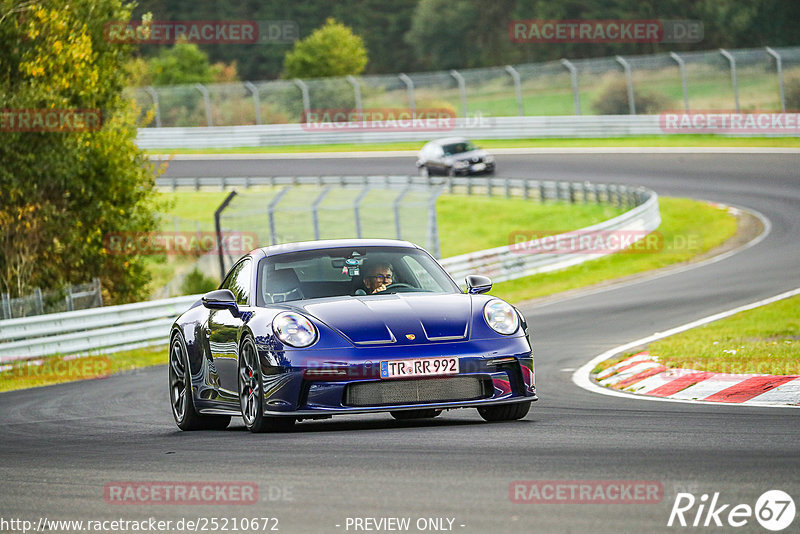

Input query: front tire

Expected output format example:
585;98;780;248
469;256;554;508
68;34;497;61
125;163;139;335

169;332;230;431
477;401;531;422
238;335;295;433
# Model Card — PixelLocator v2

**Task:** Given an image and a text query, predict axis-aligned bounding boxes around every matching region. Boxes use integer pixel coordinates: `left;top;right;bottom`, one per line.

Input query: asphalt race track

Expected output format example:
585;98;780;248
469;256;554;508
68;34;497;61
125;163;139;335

1;152;798;533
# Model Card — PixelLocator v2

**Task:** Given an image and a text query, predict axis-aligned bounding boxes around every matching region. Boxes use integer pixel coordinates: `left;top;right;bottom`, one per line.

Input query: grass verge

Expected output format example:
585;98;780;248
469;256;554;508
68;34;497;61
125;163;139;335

0;346;166;393
647;295;800;376
145;135;800;155
437;196;624;258
491;197;738;303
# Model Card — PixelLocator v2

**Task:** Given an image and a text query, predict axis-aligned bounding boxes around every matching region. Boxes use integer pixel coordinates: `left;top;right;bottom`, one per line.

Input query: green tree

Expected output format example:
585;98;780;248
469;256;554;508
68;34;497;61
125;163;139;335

283;18;368;79
150;43;213;85
405;0;517;70
126;43;239;87
0;0;163;303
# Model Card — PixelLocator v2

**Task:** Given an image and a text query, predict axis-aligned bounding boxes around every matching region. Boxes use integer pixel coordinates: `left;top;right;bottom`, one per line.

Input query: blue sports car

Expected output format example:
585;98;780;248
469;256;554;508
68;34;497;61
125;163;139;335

168;239;536;432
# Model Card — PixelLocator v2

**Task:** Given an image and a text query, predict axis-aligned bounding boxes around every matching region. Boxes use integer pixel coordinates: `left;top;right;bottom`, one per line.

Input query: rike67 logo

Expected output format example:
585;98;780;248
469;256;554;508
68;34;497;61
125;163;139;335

668;490;795;531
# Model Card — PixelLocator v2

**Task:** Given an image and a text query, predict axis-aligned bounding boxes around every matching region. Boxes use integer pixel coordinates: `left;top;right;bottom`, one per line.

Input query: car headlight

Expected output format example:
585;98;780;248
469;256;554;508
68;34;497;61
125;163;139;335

273;312;318;347
483;299;519;335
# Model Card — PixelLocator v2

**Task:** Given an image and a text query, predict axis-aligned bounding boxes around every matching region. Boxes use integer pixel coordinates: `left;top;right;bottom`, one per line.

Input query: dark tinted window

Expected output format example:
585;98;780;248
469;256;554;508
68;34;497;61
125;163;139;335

442;141;476;155
256;246;459;305
221;259;252;305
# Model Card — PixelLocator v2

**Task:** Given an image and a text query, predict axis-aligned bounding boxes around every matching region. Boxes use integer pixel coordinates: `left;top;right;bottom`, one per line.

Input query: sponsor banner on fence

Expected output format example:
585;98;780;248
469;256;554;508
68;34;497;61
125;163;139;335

300;108;457;132
510;19;702;44
104;232;258;256
1;109;102;132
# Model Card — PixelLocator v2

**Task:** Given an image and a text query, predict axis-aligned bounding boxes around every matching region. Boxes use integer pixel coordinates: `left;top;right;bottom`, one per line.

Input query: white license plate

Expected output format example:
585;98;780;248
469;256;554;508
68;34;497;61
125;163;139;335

471;162;486;171
380;357;459;379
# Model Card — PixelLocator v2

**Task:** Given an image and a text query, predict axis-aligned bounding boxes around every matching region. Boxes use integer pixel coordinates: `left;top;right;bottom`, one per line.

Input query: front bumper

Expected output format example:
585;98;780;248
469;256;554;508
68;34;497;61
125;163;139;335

455;161;495;175
257;341;535;417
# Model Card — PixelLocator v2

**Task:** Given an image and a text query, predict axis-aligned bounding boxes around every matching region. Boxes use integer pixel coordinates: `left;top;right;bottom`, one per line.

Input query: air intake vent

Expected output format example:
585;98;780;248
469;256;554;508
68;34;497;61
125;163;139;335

343;376;491;407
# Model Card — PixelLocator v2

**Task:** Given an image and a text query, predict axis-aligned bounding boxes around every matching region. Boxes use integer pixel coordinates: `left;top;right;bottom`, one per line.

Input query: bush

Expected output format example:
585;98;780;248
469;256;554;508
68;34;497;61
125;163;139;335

592;78;670;115
785;74;800;110
180;267;219;296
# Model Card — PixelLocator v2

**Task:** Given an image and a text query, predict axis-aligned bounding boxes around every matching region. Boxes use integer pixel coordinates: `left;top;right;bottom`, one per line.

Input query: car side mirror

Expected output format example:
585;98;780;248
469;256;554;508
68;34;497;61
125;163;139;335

465;275;492;294
202;289;240;316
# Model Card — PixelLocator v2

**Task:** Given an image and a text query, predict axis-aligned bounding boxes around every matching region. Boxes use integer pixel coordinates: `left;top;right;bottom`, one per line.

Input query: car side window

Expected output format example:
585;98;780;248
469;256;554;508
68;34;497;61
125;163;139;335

221;259;252;305
403;256;434;288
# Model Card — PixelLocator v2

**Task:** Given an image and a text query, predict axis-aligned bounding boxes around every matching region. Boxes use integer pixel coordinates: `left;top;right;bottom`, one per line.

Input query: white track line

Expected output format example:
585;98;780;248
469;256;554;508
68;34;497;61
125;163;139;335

572;286;800;409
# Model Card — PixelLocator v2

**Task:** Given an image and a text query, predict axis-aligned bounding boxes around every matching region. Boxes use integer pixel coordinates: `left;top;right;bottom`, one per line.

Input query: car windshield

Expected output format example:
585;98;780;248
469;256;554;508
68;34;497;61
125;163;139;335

256;246;460;305
442;141;477;155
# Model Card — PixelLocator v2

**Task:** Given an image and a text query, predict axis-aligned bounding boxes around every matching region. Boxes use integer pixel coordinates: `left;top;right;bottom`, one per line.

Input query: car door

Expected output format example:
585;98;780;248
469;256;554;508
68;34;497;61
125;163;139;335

207;258;252;401
430;145;446;174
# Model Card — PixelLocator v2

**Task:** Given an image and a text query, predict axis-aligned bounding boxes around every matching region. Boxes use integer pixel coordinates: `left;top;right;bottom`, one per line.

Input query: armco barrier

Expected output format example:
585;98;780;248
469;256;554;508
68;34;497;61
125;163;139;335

136;114;796;150
0;179;657;361
0;295;199;362
136;116;664;149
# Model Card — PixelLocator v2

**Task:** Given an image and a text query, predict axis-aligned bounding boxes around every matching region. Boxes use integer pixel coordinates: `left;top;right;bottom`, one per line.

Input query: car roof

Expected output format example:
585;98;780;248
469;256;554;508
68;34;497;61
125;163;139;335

426;137;469;146
257;238;421;258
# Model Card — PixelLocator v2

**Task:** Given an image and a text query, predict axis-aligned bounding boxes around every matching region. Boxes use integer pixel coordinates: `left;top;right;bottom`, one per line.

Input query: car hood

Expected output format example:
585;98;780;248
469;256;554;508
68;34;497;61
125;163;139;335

448;149;488;162
296;293;473;345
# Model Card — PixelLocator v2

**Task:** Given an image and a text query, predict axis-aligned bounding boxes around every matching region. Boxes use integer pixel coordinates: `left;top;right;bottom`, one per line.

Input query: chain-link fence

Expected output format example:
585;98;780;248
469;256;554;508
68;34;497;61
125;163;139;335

126;46;800;128
215;181;441;278
1;279;103;320
150;175;648;295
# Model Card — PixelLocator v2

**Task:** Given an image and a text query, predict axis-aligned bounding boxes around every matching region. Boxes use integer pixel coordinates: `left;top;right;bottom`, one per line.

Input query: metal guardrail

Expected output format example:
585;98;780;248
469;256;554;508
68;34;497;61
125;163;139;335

155;174;651;199
0;177;657;362
138;114;793;150
0;295;199;362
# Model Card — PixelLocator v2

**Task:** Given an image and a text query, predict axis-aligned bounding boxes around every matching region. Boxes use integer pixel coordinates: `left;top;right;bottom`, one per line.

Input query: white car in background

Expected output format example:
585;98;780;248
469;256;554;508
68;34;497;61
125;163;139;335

416;137;496;177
